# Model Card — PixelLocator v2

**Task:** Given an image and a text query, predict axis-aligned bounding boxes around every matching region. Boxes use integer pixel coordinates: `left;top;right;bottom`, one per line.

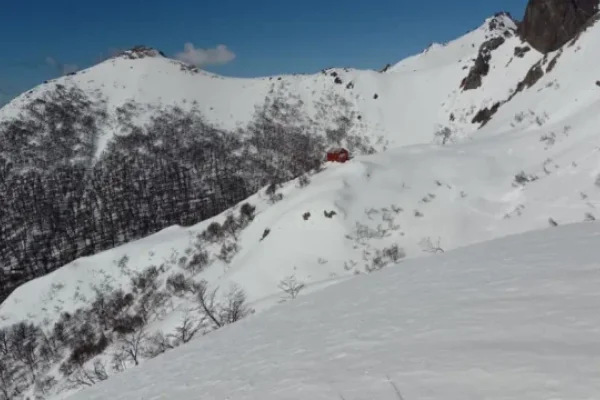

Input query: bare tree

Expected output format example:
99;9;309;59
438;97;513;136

219;284;253;324
194;280;222;329
173;312;202;344
278;275;306;300
0;358;20;400
10;322;42;382
419;237;444;254
145;331;176;359
434;126;453;145
194;281;253;329
117;328;148;367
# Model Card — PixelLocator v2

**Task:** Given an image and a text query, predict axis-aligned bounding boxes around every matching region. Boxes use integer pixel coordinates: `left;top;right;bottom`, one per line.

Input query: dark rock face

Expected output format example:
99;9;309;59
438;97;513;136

116;45;167;60
461;37;506;90
471;102;502;126
514;46;531;58
519;0;599;53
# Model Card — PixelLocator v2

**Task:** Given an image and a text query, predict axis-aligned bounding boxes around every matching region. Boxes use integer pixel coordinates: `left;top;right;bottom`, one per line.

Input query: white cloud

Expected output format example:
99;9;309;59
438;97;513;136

175;43;236;67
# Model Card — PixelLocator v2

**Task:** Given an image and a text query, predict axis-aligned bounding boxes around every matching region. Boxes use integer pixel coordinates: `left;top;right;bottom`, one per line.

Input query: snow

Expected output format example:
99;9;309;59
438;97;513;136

65;221;600;400
2;8;600;400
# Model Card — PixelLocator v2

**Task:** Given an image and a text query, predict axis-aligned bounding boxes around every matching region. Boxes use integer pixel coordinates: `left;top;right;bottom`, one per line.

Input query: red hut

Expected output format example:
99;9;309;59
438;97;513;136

326;147;350;163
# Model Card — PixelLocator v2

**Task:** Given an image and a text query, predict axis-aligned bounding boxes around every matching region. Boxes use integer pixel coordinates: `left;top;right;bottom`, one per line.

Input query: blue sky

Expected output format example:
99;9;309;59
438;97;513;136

0;0;528;105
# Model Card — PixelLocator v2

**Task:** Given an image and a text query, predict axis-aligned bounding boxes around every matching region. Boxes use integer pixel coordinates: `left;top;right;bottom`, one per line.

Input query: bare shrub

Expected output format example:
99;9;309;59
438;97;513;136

278;275;306;300
166;272;193;295
194;280;253;330
434;126;453;145
184;249;210;274
297;174;310;188
173;313;202;345
419;237;445;253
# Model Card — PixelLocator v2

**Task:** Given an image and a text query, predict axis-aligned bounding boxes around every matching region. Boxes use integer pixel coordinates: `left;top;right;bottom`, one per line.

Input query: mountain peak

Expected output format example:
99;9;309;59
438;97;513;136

112;45;167;60
484;11;518;34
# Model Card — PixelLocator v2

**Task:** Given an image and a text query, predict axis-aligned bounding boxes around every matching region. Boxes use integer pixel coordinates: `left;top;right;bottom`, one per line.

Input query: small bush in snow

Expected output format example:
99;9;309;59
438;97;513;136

203;222;224;242
297;174;310;188
166;273;193;296
278;275;306;300
184;249;210;274
513;171;538;186
366;244;406;272
266;182;284;203
194;281;253;330
131;266;160;294
584;212;596;221
540;132;556;147
217;242;239;264
382;244;406;262
239;202;256;224
434;126;453;145
419;237;445;254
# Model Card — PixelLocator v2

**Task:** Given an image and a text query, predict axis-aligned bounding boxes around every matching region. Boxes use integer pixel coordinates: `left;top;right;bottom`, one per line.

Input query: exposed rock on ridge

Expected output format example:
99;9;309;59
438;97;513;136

519;0;599;53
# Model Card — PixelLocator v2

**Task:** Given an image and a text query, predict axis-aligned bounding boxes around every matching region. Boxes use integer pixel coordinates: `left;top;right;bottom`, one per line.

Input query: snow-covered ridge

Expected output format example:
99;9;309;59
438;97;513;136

0;13;537;155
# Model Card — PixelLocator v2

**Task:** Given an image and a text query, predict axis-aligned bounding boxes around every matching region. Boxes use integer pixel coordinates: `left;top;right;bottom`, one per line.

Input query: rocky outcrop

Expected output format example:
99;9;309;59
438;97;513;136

514;46;531;58
461;37;506;90
115;45;167;60
519;0;599;53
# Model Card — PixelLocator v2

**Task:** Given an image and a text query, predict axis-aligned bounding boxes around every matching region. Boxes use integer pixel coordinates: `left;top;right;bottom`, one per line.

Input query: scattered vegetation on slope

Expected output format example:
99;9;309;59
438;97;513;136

0;82;374;304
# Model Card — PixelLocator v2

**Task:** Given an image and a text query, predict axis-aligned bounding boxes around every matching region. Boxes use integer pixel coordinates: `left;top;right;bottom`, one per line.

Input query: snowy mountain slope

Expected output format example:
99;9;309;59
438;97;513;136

5;87;600;329
3;54;600;395
66;220;600;400
0;15;523;154
2;6;600;399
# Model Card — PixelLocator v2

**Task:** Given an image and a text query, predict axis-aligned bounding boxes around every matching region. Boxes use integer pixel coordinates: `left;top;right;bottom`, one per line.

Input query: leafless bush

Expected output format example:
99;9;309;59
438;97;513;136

366;244;406;272
278;275;306;300
116;328;148;367
513;171;538;186
419;237;444;254
166;272;193;295
131;266;160;294
184;249;210;274
266;182;284;203
584;212;596;221
203;222;224;242
540;132;556;148
219;284;254;325
239;202;256;224
144;331;176;359
173;313;202;344
434;126;453;145
297;174;310;188
217;241;239;263
194;280;254;330
382;244;406;262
